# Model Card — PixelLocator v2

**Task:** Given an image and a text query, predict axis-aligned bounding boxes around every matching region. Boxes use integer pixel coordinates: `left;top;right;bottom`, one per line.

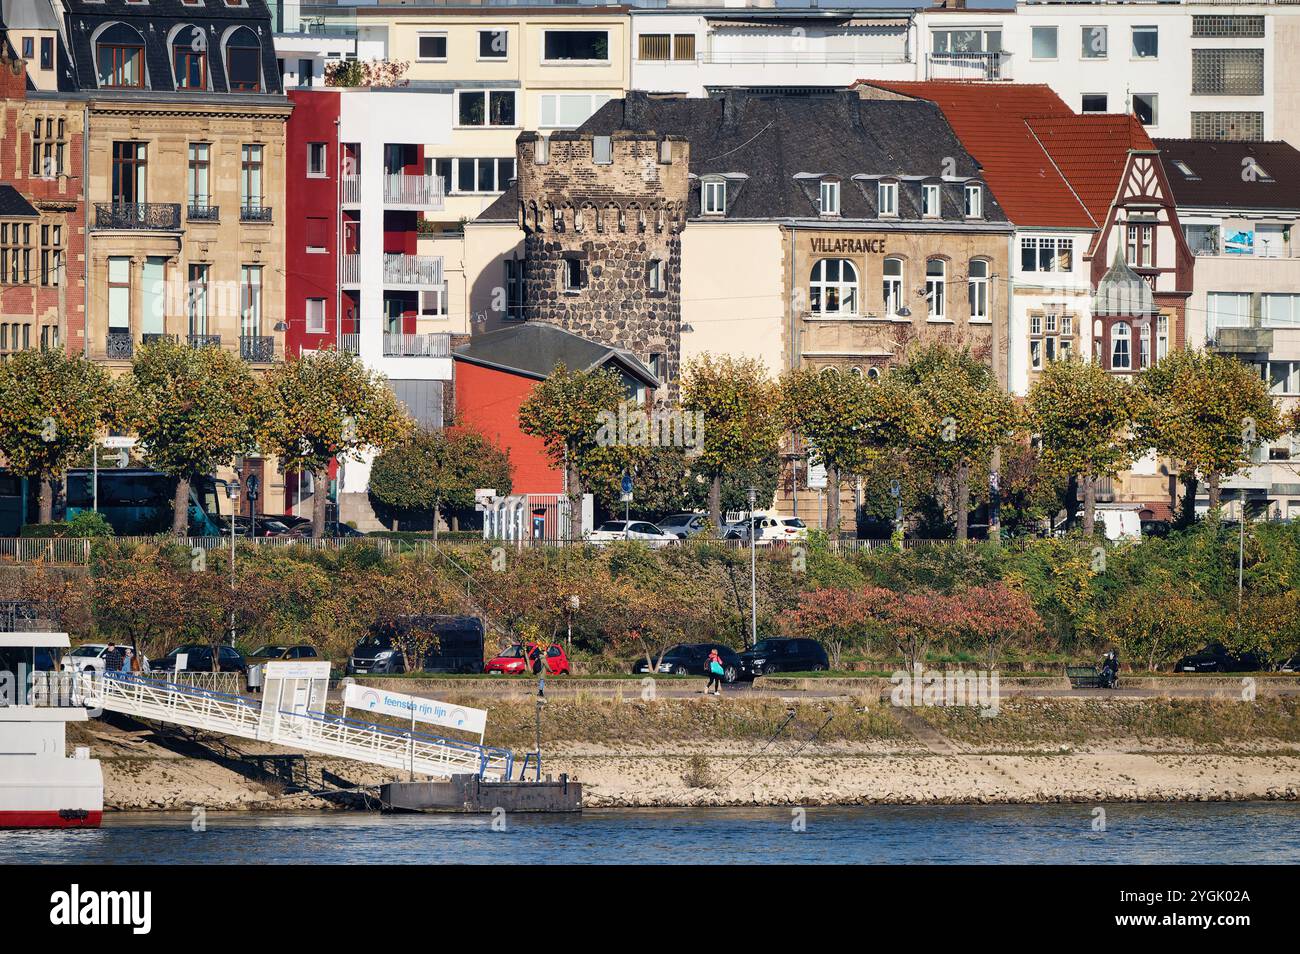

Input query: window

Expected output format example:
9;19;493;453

1126;224;1154;267
1207;292;1251;336
925;259;946;319
1191;111;1263;141
97;24;145;88
932;29;1001;54
921;183;940;217
306;298;326;334
0;222;32;285
1156;314;1169;360
31;116;66;178
504;258;525;320
479;30;508;60
187;264;209;336
458;90;516;127
1192;49;1264;96
1131;26;1158;59
297;58;313;87
882;257;903;317
538;93;611;129
226;28;261;91
1257;224;1286;258
1020;236;1074;273
543;30;609;62
639;34;670;61
1193;16;1265;39
241;144;264;211
593;136;612;165
112;141;147;204
418;34;447;61
307;142;326;177
0;322;32;353
40;37;53;71
450;157;514;194
1029;310;1073;369
877;181;898;217
187;142;210;208
306;217;328;252
22;37;32;59
173;27;206;89
1082;25;1107;58
1031;26;1057;60
39;222;62;287
964;184;983;218
1111;321;1131;370
562;256;584;292
420;287;446;318
1140;323;1151;367
240;265;262;338
819;179;840;216
1268;361;1300;396
647;259;666;293
107;256;130;332
1081;94;1108;113
1262;294;1300;328
809;259;858;316
674;34;696;61
703;178;726;215
968;260;989;321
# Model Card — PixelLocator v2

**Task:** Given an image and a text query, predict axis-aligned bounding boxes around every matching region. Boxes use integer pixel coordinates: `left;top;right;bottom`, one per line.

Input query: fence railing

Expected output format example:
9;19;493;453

341;253;360;284
926;51;1011;81
383;332;450;357
384;173;444;208
383;253;443;287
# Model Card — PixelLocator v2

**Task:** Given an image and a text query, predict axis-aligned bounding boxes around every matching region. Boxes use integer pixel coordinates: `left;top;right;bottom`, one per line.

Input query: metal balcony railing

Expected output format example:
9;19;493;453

926;51;1011;81
188;204;219;222
383;253;443;287
94;203;181;230
341;175;361;204
383;173;445;207
188;334;222;348
341;254;360;284
241;205;273;223
383;332;450;358
240;335;276;363
106;330;133;359
339;334;360;354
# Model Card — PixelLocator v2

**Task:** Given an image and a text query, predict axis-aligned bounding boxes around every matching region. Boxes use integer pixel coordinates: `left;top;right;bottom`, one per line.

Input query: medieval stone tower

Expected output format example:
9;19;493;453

516;129;690;389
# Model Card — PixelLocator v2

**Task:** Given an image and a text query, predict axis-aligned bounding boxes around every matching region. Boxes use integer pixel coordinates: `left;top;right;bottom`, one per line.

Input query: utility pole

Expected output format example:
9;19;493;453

226;478;241;646
747;485;757;649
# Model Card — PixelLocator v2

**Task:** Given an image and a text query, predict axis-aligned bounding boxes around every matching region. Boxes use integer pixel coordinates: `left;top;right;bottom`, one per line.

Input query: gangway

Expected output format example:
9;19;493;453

80;672;513;781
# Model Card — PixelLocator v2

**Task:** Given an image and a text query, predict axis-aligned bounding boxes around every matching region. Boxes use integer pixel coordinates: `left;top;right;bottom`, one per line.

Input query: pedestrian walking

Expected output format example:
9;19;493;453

706;648;725;696
103;642;126;674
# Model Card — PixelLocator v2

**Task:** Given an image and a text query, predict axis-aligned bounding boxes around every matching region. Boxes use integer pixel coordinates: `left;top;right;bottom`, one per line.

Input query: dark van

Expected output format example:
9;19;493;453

347;615;485;675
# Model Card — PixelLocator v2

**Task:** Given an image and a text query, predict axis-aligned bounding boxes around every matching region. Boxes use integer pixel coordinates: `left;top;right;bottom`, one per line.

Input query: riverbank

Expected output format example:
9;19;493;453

71;695;1300;811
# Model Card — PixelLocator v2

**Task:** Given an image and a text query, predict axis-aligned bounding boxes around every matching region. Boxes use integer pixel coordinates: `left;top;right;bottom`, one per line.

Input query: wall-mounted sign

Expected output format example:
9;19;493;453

809;236;888;255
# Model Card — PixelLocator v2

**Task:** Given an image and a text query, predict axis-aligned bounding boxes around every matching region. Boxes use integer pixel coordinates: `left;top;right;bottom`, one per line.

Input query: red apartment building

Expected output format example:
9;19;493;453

285;88;341;357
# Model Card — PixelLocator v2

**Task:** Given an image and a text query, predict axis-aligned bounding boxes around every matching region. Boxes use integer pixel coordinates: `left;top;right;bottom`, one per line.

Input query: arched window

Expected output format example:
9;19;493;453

225;27;262;92
867;366;881;381
967;259;989;321
173;26;207;90
882;256;903;317
926;258;946;319
1111;321;1132;370
809;259;858;315
849;366;862;377
96;23;146;88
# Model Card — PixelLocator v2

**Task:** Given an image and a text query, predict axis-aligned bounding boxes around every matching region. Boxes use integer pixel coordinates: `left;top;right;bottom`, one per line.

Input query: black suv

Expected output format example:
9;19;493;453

1174;643;1266;673
631;643;742;683
740;638;829;677
346;616;485;675
157;644;247;674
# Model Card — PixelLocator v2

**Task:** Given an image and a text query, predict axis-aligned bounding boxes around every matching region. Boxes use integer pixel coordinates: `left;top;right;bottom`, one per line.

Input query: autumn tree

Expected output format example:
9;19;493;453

951;583;1042;668
1135;348;1282;514
680;354;784;529
0;349;116;523
1027;358;1138;537
126;338;261;535
891;345;1021;543
259;350;413;537
788;586;884;668
369;427;513;537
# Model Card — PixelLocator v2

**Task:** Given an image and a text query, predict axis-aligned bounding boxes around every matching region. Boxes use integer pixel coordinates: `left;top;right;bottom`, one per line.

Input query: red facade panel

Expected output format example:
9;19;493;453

285;89;341;357
453;358;563;495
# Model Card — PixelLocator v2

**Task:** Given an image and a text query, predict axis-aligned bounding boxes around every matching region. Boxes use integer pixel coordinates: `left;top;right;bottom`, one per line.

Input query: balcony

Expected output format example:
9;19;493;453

926;51;1011;81
240;205;273;224
342;175;360;204
188;334;222;348
1212;326;1274;358
341;253;360;285
106;330;133;359
383;253;443;287
384;332;450;358
188;204;220;223
383;173;444;208
339;333;360;354
240;335;276;363
688;51;911;66
94;203;181;231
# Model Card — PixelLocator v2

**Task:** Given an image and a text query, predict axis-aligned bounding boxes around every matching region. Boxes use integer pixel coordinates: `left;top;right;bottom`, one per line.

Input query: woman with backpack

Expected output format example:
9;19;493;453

705;648;725;696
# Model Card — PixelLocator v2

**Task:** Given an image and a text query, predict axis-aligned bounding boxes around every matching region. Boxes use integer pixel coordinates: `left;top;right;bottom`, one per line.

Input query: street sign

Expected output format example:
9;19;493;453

101;436;137;449
620;473;633;503
343;683;487;736
806;460;827;490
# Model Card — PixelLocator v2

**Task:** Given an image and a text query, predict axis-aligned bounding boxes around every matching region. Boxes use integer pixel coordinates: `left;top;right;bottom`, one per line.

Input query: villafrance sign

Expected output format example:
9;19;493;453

343;683;488;737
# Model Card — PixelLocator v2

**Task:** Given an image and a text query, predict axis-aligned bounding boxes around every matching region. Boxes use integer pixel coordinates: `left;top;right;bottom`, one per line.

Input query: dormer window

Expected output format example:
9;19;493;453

964;183;983;218
96;23;146;88
703;178;726;215
173;27;207;90
225;27;262;92
921;182;940;217
877;180;898;217
819;179;840;217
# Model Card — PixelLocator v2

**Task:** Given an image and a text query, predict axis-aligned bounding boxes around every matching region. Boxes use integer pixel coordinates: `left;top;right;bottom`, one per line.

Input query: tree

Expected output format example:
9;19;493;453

891;345;1021;543
0;349;116;523
788;586;883;668
259;350;413;537
1135;349;1282;513
680;354;784;529
951;583;1042;668
781;368;900;536
1028;358;1138;537
368;427;513;537
517;364;629;537
127;338;261;534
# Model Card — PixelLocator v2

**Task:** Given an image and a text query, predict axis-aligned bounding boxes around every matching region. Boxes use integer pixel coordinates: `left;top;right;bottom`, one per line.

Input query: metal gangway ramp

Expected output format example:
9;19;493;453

80;669;513;781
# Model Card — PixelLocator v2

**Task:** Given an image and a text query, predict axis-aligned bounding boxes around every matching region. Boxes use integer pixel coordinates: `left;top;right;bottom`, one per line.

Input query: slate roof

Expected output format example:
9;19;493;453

453;322;660;387
62;0;282;95
1026;114;1156;229
1154;138;1300;212
861;80;1094;230
0;184;40;218
2;0;60;31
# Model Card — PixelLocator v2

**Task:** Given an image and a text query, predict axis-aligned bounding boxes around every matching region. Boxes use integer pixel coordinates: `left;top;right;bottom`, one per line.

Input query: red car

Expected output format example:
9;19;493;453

484;642;571;676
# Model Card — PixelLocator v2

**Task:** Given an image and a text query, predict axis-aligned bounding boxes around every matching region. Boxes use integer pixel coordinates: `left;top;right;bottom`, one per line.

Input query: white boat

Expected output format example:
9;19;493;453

0;631;103;828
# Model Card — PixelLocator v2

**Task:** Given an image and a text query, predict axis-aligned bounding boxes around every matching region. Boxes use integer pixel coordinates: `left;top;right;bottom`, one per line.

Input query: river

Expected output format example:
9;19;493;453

5;803;1299;864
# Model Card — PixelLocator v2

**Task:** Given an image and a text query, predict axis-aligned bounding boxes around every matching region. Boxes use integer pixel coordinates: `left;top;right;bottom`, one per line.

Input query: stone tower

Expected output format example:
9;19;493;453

516;129;690;389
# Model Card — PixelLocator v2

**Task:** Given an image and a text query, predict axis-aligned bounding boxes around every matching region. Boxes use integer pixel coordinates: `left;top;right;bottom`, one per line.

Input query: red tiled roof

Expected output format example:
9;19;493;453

860;80;1095;229
1025;114;1156;229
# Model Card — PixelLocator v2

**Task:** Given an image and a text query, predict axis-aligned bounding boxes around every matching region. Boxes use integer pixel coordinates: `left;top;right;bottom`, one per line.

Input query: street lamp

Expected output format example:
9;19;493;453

566;594;580;654
747;485;758;649
226;477;241;647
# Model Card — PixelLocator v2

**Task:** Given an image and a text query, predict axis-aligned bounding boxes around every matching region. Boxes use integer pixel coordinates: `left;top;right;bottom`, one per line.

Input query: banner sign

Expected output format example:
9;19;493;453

263;661;332;681
343;683;488;736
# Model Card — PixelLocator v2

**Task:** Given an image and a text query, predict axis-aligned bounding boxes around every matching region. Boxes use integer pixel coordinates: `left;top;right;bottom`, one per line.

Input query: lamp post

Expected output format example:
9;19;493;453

226;477;241;647
566;594;580;654
747;485;757;649
533;675;546;781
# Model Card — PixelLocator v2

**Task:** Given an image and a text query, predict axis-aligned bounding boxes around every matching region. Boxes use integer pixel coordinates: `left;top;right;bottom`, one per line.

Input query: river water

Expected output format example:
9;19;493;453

5;803;1299;864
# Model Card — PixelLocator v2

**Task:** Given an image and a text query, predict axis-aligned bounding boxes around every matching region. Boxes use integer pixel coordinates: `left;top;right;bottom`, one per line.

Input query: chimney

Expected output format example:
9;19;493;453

624;90;650;130
722;90;749;131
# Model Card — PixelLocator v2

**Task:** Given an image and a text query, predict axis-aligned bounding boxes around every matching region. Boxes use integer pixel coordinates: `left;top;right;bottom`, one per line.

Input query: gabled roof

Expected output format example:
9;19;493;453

1092;246;1155;318
2;0;59;30
453;323;660;388
1026;114;1156;229
859;80;1095;230
0;185;39;218
1154;138;1300;213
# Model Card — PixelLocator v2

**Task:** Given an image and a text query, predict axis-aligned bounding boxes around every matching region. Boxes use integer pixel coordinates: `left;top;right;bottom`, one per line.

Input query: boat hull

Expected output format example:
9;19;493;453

0;809;102;829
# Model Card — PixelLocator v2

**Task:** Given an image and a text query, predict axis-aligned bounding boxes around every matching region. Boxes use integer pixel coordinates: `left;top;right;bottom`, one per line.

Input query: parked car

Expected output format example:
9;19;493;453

722;514;808;543
61;643;147;675
1173;643;1266;673
631;643;742;683
259;515;367;538
1278;652;1300;673
347;633;406;674
585;520;678;548
346;616;485;675
156;644;247;674
484;642;571;676
656;513;710;540
248;645;320;662
739;637;829;677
